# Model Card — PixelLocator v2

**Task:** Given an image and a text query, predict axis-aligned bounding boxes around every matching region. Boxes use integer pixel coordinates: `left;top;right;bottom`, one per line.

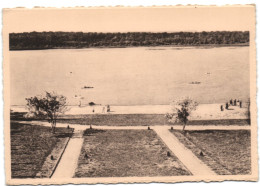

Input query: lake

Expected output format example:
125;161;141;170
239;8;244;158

10;46;249;106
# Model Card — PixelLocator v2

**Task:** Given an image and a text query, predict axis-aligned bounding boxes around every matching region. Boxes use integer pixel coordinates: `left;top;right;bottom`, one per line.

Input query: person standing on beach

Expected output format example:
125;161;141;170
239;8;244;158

226;102;229;110
230;99;233;105
234;99;237;106
220;105;224;111
240;101;242;108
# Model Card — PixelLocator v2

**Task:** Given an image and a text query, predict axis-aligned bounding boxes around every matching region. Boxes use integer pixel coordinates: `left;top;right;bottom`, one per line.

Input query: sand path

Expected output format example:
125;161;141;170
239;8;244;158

51;130;84;178
16;120;251;131
153;126;216;175
11;103;248;120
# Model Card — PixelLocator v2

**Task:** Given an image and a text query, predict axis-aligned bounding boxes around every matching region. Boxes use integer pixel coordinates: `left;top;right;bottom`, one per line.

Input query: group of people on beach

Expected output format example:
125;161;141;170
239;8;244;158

220;99;242;111
92;105;110;113
101;105;110;113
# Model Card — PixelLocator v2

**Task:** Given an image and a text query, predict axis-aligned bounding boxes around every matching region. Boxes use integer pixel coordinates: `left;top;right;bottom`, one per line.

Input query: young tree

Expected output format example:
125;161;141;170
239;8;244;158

166;97;198;131
25;92;67;133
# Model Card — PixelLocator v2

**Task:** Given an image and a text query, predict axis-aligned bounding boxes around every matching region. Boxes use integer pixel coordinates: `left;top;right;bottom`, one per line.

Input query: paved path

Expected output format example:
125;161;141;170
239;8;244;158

16;121;251;131
153;126;216;176
92;125;251;131
167;125;251;130
51;130;84;178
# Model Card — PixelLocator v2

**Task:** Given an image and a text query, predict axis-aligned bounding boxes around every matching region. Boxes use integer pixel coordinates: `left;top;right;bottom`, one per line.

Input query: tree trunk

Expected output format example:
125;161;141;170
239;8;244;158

182;121;186;131
51;120;56;134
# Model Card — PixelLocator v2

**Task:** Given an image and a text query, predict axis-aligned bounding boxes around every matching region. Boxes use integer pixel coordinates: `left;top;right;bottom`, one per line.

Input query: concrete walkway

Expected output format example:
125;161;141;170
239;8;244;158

51;130;84;178
153;126;216;176
92;125;251;131
17;120;251;131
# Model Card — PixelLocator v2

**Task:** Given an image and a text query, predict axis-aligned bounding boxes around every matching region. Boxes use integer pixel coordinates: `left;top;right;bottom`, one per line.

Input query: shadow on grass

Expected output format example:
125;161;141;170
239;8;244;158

54;132;74;138
10;112;27;120
182;130;229;136
83;129;106;136
11;112;48;122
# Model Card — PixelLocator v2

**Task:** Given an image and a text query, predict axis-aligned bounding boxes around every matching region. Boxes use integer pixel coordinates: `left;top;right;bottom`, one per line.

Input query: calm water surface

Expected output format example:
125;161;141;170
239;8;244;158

10;46;249;105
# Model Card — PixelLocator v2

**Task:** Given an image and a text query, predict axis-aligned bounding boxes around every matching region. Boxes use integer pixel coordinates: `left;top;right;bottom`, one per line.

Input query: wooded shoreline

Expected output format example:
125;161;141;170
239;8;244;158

10;31;249;50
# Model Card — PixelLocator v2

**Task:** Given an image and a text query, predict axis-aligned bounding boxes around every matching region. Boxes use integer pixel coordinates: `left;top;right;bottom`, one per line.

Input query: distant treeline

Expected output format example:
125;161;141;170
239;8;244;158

9;31;249;50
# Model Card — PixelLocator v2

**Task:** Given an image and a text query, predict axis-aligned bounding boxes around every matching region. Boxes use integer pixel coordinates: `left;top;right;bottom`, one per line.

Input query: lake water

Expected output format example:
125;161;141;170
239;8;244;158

10;46;249;106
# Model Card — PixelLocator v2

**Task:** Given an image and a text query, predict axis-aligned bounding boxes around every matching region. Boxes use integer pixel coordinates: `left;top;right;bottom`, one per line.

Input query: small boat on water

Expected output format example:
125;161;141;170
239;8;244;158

189;81;201;84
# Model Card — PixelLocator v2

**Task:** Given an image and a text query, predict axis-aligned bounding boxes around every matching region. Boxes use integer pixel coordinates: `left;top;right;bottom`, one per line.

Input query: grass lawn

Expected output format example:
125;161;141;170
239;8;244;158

171;130;251;175
11;122;73;178
11;112;250;126
74;129;190;177
58;115;250;126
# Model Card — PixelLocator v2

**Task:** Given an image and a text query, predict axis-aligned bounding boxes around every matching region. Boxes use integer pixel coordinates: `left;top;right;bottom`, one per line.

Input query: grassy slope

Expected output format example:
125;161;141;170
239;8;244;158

172;130;251;175
75;129;190;177
11;122;73;178
58;114;250;126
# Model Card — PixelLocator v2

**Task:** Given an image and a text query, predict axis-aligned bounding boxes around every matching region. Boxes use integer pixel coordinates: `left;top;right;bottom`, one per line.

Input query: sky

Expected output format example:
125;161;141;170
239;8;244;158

3;6;255;33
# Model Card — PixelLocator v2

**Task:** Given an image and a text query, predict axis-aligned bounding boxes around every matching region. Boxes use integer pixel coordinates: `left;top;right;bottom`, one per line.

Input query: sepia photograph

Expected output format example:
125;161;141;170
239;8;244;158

3;5;257;185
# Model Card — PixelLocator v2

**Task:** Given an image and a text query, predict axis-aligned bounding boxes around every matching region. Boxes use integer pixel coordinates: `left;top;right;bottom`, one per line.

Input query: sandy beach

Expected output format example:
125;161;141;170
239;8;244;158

11;103;248;120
